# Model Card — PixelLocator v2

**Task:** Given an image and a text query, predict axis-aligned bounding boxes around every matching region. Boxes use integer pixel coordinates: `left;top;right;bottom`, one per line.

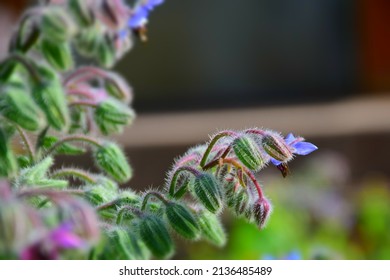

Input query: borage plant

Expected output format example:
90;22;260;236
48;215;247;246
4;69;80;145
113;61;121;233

0;0;317;260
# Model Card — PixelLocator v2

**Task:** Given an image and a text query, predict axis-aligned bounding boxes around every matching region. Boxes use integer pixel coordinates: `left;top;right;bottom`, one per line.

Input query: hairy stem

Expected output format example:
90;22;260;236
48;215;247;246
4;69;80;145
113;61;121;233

199;130;237;168
169;166;201;197
51;168;97;184
42;135;101;157
15;125;35;161
141;191;169;211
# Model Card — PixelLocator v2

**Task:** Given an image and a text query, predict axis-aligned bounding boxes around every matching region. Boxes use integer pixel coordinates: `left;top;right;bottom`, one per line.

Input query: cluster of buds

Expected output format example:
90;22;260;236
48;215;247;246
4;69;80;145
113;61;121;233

0;0;317;260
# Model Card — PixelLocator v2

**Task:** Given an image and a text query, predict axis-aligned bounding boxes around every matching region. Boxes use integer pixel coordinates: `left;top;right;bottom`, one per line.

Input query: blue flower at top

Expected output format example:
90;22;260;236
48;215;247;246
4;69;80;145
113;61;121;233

270;133;318;166
128;0;165;29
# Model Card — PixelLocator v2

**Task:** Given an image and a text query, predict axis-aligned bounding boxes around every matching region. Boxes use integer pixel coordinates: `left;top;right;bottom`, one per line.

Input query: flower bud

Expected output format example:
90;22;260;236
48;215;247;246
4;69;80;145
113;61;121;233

96;34;116;68
0;127;18;178
95;142;132;183
0;82;43;131
40;39;74;72
233;189;251;217
193;173;224;214
139;215;174;259
165;202;200;240
233;135;265;171
85;183;118;206
74;28;101;57
101;227;150;260
0;199;34;254
40;7;77;42
105;72;133;103
68;0;95;27
253;197;272;229
94;98;135;135
197;210;226;247
32;65;69;131
261;133;293;162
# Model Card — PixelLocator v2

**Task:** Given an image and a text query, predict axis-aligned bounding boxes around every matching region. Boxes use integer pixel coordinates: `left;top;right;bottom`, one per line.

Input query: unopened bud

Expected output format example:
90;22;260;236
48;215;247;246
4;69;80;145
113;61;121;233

95;142;132;183
253;197;272;229
40;39;74;72
74;28;101;57
102;227;150;260
68;0;95;27
0;82;43;131
85;183;118;206
197;210;226;247
40;7;77;42
261;133;293;162
139;215;174;259
33;65;69;131
94;98;135;135
193;173;224;214
96;34;116;68
233;135;265;171
165;202;200;240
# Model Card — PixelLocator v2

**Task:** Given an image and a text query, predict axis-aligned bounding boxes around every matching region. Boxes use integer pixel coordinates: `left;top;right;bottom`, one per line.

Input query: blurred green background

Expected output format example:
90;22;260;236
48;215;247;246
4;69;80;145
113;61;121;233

1;0;389;259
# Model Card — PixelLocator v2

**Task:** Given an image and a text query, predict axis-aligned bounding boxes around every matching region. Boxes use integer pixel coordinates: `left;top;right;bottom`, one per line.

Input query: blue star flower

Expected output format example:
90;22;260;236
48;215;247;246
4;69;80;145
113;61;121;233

128;0;165;29
270;133;318;166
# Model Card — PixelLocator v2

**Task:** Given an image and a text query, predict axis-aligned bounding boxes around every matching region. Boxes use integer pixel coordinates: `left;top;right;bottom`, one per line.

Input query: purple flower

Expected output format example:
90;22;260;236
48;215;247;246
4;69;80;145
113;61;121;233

128;0;165;29
21;222;85;260
270;133;318;166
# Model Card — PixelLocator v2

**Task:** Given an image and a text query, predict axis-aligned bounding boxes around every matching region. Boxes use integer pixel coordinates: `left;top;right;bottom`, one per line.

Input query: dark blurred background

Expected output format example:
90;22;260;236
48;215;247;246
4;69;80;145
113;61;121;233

1;0;390;259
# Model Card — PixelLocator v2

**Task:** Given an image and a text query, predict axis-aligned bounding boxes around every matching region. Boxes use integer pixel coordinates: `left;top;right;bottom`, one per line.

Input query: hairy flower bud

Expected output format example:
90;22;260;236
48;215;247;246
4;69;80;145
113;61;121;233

33;65;69;131
261;133;293;162
94;98;135;135
101;228;150;260
193;173;224;214
40;8;76;42
95;142;132;183
0;198;34;254
165;202;200;240
139;215;174;259
197;210;226;247
74;28;101;57
96;34;116;68
233;135;265;171
68;0;95;27
40;39;74;71
85;183;118;206
233;189;251;217
0;82;43;131
253;197;272;229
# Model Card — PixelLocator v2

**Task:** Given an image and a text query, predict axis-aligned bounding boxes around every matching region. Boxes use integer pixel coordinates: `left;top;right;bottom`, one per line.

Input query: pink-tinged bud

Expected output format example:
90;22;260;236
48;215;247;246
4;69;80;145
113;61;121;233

261;132;293;162
253;197;272;229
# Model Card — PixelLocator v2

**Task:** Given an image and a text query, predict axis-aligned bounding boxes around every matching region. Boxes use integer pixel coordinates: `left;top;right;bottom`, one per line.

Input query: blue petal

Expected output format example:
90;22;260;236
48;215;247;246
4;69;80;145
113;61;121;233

284;251;301;260
284;133;296;144
144;0;164;11
128;7;149;28
270;158;282;166
292;142;318;155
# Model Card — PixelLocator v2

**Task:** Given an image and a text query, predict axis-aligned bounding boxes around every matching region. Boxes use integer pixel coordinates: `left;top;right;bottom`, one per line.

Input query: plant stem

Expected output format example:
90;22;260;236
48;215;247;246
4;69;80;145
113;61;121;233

4;53;41;83
169;166;200;197
199;130;237;168
69;100;98;108
116;206;143;225
63;66;110;86
17;188;84;198
15;125;35;162
141;191;169;211
51;168;97;184
42;135;102;157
